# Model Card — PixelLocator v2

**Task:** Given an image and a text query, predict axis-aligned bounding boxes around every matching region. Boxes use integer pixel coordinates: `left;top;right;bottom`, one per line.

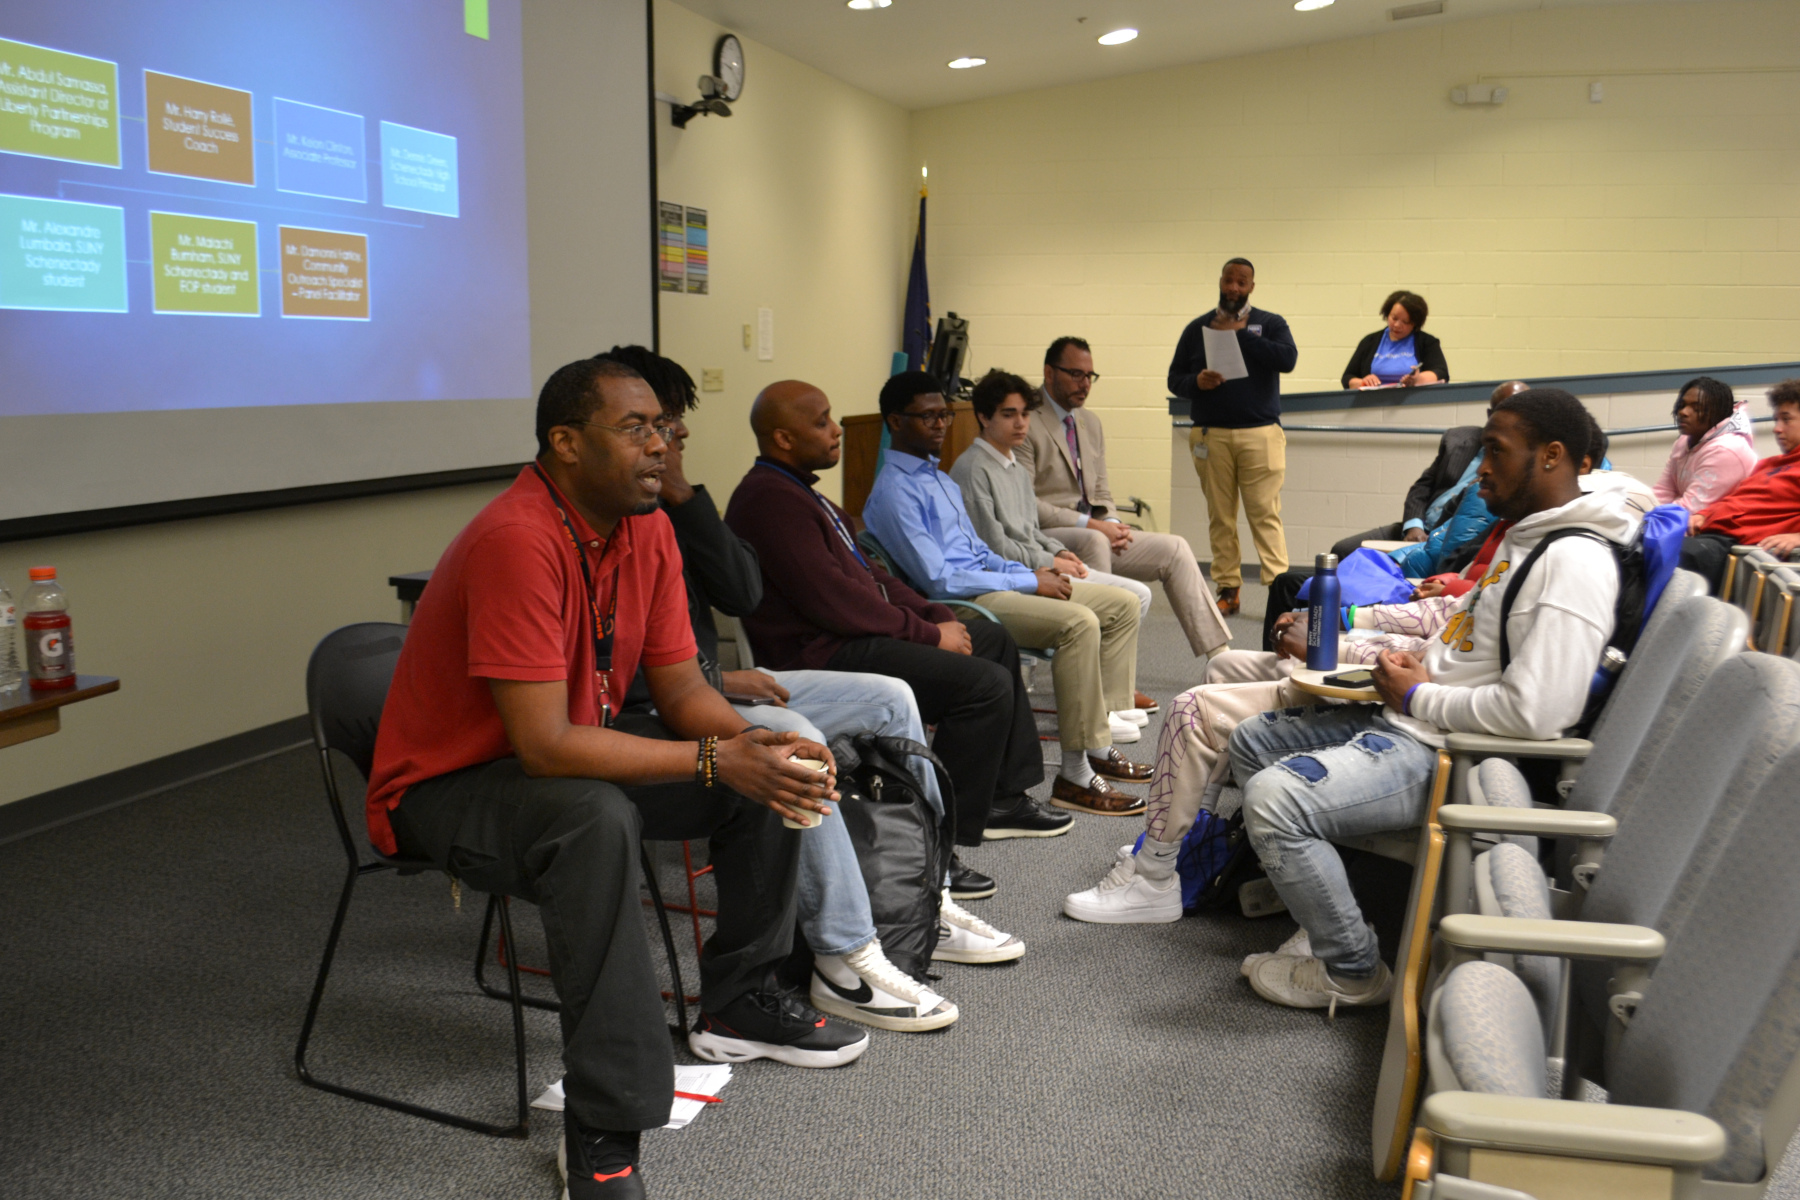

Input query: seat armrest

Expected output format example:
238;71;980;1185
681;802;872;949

1445;733;1593;760
1422;1092;1725;1167
943;599;1000;624
1438;805;1616;840
1424;1177;1541;1200
1438;914;1663;961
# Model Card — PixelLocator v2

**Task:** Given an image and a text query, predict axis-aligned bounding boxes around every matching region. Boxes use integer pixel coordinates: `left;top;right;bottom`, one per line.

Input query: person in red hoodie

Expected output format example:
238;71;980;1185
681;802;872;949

1679;379;1800;590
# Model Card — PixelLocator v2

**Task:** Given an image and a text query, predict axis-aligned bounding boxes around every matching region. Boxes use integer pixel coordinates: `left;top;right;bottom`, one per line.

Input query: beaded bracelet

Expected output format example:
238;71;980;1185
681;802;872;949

696;735;719;788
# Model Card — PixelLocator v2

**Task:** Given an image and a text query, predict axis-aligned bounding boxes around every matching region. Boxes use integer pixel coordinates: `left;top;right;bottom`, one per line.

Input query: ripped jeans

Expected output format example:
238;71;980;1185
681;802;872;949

1228;705;1438;976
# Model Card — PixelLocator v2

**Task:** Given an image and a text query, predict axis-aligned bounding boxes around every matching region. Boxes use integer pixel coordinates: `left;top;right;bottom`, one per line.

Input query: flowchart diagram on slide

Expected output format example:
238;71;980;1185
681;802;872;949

0;34;460;321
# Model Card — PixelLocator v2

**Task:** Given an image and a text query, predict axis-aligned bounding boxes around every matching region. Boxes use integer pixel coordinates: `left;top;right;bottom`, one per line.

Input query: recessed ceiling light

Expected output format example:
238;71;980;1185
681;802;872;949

1098;28;1138;45
1294;0;1334;9
947;56;987;69
846;0;891;9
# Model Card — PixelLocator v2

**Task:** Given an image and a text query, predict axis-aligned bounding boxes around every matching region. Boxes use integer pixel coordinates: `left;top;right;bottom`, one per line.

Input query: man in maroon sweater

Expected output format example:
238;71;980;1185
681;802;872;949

1680;378;1800;589
725;381;1065;876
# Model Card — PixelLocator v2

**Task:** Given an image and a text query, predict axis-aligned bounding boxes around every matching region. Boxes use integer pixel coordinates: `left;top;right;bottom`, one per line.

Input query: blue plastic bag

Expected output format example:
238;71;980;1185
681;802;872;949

1296;546;1413;607
1639;503;1686;618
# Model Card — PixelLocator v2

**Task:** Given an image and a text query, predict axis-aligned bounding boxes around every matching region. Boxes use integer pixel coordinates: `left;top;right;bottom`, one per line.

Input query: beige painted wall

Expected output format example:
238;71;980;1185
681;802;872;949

0;482;506;806
652;0;912;504
910;0;1800;529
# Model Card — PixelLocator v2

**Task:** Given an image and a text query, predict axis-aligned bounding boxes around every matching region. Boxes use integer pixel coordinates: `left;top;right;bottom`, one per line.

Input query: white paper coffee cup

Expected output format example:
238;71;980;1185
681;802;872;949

782;757;828;829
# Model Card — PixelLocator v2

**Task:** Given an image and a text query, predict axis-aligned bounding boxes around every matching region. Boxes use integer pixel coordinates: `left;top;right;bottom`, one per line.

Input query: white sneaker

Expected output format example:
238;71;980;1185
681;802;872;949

811;941;959;1032
932;892;1026;963
1246;954;1393;1018
1063;843;1183;924
1112;708;1151;727
1107;713;1142;743
1240;927;1312;977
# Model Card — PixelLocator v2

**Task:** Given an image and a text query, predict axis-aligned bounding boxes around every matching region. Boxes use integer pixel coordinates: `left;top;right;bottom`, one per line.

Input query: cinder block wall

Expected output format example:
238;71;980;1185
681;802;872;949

910;0;1800;530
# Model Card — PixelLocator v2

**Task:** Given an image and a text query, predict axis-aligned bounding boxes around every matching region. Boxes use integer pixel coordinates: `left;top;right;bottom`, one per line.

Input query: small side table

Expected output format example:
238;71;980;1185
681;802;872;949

0;675;121;750
389;571;433;624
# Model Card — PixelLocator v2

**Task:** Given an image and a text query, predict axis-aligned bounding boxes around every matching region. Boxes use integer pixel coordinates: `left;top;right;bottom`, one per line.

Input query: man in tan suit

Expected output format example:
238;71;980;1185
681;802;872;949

1016;336;1233;660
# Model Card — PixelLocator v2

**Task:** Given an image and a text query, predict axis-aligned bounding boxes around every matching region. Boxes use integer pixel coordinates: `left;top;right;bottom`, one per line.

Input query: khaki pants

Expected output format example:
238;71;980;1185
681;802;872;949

1189;423;1289;588
1046;527;1232;658
976;581;1140;753
1141;650;1315;845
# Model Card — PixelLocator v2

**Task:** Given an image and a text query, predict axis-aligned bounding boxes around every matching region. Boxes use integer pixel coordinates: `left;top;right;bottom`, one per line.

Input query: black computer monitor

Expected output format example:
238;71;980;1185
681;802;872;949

925;312;969;397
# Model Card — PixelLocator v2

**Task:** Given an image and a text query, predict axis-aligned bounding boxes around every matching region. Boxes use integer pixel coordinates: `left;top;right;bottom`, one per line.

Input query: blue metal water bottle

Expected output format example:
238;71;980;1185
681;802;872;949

1306;552;1340;671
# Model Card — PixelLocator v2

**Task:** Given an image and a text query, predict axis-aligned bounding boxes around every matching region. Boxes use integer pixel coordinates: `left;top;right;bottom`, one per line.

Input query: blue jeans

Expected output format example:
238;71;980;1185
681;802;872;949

1228;705;1438;976
736;669;944;958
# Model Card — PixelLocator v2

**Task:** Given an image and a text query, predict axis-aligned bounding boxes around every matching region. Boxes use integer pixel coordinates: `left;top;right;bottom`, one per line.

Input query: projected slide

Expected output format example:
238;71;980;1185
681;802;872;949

0;1;528;416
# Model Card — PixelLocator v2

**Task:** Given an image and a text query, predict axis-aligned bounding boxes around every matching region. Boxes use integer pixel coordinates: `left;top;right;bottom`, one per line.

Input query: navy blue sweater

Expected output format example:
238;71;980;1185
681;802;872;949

1166;306;1298;428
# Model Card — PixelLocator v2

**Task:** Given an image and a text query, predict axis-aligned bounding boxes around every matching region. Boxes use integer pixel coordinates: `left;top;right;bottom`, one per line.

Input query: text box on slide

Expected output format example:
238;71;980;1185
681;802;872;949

0;194;127;312
379;120;458;216
149;211;259;316
0;38;121;167
274;98;366;202
144;70;254;186
280;226;368;320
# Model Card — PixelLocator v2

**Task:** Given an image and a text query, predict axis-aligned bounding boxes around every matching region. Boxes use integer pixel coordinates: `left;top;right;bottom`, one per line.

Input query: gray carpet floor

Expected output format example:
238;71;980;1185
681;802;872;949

5;585;1799;1199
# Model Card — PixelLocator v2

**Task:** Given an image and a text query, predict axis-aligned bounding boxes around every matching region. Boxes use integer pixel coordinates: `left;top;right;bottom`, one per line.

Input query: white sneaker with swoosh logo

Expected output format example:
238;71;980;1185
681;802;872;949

810;941;958;1032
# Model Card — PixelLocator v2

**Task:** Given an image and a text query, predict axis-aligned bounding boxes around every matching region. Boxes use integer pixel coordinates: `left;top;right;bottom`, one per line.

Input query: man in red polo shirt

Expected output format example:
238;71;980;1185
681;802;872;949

367;358;867;1200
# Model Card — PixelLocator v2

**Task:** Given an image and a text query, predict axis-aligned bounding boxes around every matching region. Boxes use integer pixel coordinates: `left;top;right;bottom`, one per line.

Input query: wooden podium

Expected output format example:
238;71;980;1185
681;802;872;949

839;402;980;520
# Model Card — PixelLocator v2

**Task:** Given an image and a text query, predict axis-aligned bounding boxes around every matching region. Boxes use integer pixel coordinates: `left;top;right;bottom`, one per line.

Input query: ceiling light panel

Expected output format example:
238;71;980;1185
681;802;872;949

1294;0;1334;9
845;0;891;9
1098;28;1138;45
947;56;987;69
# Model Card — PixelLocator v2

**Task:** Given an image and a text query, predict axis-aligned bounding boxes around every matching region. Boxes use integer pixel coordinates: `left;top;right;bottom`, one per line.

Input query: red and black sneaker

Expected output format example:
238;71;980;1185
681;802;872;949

559;1116;645;1200
687;980;870;1068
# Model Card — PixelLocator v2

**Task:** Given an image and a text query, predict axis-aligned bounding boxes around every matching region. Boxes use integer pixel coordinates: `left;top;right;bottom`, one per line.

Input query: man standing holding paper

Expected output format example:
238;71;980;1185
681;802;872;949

1167;257;1299;615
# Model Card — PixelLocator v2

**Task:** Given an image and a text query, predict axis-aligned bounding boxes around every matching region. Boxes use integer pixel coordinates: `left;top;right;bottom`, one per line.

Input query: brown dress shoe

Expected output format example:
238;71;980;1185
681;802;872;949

1132;690;1159;713
1216;586;1241;616
1088;747;1153;782
1049;774;1147;816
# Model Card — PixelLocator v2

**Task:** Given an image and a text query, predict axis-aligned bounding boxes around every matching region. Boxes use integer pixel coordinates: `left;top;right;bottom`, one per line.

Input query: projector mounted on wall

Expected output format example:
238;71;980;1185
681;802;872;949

1449;83;1508;106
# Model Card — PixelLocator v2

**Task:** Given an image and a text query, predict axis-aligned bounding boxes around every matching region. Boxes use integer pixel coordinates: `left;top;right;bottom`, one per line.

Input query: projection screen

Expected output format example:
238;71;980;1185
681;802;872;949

0;0;655;537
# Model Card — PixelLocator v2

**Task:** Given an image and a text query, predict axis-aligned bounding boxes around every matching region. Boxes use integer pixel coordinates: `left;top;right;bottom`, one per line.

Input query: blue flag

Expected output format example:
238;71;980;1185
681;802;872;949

901;193;930;371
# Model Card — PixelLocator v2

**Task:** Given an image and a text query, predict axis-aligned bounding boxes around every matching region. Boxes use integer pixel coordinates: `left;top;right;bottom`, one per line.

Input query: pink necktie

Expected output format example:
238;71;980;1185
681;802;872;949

1064;415;1088;504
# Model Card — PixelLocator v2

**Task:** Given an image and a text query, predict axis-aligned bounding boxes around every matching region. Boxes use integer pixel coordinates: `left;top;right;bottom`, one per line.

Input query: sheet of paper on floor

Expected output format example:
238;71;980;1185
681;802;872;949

531;1065;732;1130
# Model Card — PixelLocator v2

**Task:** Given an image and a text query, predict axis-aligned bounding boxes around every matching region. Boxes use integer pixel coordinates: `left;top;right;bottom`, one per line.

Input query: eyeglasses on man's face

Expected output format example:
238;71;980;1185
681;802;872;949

899;408;953;426
566;418;676;446
1050;364;1101;384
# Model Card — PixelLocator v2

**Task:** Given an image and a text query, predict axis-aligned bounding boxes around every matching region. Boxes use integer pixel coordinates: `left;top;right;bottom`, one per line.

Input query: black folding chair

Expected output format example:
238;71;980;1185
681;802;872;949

293;622;690;1138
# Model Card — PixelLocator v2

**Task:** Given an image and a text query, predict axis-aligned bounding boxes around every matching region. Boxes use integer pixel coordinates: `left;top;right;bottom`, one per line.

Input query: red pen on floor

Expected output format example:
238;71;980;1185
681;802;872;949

673;1090;723;1104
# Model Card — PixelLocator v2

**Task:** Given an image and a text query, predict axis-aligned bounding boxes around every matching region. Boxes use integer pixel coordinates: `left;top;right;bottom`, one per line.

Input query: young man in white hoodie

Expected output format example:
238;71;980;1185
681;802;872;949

1228;388;1640;1012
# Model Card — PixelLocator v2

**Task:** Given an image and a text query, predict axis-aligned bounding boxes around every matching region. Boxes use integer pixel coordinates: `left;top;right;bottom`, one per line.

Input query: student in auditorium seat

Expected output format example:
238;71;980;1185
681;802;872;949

724;380;1070;896
1679;378;1800;588
1020;336;1234;665
863;370;1146;818
365;357;866;1200
600;344;1017;1037
1260;380;1529;655
1652;375;1758;515
1231;389;1637;1013
1064;419;1636;926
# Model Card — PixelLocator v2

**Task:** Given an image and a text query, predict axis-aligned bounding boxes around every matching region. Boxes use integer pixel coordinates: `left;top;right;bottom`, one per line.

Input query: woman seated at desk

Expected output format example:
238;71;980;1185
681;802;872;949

1342;290;1449;390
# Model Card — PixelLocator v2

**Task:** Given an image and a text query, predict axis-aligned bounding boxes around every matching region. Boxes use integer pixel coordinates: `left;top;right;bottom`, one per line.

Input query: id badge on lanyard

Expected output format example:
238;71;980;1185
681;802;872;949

534;466;619;727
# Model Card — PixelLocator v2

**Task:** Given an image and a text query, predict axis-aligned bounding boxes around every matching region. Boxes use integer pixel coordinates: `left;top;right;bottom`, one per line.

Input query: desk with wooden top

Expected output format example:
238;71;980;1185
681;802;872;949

0;675;120;750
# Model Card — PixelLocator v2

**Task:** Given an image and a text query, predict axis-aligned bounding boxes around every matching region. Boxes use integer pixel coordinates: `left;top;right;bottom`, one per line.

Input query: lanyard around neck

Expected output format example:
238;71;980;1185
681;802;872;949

532;465;620;723
762;460;870;568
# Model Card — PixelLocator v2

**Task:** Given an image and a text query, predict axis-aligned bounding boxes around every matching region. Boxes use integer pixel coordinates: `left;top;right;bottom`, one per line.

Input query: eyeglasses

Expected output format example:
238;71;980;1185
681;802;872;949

566;419;675;446
899;409;953;426
1050;364;1101;384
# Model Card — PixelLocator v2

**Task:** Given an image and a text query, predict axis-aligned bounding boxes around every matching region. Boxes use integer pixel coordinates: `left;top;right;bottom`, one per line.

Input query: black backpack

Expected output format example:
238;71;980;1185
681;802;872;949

827;732;954;981
1497;528;1647;737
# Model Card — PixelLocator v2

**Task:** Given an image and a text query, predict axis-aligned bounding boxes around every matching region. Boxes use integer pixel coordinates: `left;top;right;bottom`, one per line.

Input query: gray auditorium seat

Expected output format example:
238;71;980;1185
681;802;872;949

1420;741;1800;1198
